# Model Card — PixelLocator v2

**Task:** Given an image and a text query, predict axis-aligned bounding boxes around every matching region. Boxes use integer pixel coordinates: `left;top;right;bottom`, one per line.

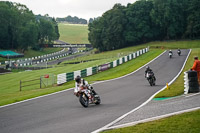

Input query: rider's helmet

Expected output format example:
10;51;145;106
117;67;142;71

75;76;81;83
146;66;150;70
170;50;172;52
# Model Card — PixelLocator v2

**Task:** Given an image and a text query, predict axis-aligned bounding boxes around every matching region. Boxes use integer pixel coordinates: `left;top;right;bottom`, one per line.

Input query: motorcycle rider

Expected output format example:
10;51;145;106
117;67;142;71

169;50;173;55
145;66;156;81
169;50;173;58
177;48;181;56
74;75;96;97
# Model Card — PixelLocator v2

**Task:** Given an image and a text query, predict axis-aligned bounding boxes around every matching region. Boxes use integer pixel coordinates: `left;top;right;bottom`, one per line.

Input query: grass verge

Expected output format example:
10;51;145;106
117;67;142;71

102;109;200;133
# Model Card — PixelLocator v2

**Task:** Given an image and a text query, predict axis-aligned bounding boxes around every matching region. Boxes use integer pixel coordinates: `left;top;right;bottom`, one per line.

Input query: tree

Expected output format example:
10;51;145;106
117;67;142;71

52;18;60;40
14;3;38;52
0;2;12;49
56;15;87;24
185;0;200;38
38;18;56;44
0;1;38;51
124;0;156;45
0;1;60;52
88;4;126;51
150;0;187;40
89;18;94;23
88;18;104;51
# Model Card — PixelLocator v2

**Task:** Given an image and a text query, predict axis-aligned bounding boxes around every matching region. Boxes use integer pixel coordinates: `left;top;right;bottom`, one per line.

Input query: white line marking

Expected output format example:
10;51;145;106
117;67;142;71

105;107;200;130
185;92;200;98
92;49;191;133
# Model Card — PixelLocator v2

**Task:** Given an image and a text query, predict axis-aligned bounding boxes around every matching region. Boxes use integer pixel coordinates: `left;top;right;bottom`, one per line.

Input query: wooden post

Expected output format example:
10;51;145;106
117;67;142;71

40;77;41;88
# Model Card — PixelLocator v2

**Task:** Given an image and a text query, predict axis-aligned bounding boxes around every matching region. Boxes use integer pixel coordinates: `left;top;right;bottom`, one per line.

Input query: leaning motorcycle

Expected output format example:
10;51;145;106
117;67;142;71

78;86;101;108
146;71;156;86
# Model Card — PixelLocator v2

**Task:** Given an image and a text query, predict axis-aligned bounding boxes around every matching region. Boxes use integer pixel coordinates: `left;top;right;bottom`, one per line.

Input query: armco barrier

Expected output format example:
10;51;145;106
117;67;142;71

184;71;189;94
0;48;71;67
57;47;149;85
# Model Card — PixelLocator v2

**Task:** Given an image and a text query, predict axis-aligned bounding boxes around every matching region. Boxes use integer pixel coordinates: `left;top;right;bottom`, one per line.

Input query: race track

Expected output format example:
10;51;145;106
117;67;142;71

0;49;190;133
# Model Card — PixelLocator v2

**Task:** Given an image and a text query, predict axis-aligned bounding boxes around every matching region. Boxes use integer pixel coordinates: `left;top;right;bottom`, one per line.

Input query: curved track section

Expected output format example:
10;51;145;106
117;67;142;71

0;50;190;133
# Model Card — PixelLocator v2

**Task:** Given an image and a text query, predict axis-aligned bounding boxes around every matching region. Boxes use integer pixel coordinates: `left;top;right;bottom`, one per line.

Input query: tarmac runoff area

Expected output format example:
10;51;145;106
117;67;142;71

103;92;200;131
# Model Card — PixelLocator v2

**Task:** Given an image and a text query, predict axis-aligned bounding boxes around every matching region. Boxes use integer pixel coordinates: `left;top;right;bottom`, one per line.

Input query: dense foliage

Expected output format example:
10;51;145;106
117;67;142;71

88;0;200;51
0;1;59;52
56;15;87;24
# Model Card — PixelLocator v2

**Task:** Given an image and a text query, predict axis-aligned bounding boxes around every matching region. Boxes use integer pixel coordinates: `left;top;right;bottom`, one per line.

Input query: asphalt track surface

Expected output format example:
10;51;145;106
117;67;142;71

0;49;190;133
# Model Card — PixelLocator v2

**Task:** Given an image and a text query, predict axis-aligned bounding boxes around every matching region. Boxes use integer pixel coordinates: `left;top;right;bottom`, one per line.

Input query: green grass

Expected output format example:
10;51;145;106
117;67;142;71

102;109;200;133
58;23;89;44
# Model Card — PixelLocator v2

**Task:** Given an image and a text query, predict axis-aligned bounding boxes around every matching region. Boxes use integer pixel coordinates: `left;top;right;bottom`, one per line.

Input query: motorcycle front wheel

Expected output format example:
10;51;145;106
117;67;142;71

148;79;153;86
79;93;89;108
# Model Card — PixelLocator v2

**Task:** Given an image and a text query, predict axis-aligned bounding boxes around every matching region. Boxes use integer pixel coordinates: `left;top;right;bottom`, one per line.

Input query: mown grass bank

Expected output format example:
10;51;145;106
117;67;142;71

58;23;89;44
102;109;200;133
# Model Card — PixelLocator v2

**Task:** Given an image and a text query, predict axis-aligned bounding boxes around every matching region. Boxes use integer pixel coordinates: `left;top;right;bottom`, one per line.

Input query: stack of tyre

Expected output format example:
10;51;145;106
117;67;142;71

187;70;199;93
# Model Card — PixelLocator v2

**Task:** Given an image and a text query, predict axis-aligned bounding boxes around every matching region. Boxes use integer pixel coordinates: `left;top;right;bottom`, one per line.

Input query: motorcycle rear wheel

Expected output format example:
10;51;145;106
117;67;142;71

94;94;101;105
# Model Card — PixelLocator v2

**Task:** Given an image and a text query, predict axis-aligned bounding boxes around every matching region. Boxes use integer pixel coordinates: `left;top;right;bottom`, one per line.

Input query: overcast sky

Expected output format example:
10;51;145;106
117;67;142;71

3;0;137;20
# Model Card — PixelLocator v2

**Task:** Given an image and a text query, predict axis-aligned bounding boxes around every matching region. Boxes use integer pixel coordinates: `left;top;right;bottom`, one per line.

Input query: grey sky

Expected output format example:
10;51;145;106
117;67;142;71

4;0;137;20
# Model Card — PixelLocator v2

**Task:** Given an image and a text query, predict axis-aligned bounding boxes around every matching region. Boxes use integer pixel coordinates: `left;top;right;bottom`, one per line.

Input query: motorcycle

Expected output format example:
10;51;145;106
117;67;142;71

78;86;101;108
177;50;181;56
169;52;173;58
146;71;156;86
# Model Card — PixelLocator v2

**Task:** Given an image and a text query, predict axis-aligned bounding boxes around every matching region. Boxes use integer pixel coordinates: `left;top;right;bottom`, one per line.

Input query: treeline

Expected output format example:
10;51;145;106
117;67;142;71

0;1;60;52
56;16;87;24
88;0;200;51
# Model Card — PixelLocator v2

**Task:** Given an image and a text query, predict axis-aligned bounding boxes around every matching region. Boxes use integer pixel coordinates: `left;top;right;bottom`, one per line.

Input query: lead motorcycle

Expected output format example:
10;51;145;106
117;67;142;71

169;52;173;58
78;86;101;108
146;71;156;86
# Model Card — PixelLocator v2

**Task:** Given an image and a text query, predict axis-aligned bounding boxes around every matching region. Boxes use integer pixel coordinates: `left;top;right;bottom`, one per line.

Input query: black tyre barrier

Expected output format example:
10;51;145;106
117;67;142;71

189;87;200;93
189;82;199;87
189;77;198;82
188;71;197;77
187;70;199;93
